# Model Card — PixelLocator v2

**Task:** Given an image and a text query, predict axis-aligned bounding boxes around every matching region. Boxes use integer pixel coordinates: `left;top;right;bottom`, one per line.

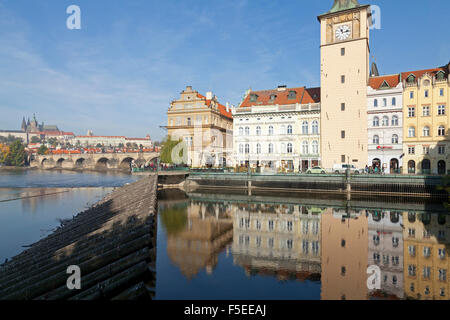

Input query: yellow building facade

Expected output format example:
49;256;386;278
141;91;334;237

402;65;450;175
166;86;233;167
402;212;448;300
318;1;371;170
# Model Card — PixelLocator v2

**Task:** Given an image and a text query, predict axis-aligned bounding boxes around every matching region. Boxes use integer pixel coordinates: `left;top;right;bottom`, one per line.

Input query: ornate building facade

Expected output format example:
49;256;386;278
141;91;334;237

166;86;233;167
367;73;404;173
401;64;450;175
232;86;321;172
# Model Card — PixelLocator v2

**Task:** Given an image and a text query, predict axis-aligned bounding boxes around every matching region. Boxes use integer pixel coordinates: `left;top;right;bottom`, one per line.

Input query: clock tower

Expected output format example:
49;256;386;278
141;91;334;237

318;0;371;170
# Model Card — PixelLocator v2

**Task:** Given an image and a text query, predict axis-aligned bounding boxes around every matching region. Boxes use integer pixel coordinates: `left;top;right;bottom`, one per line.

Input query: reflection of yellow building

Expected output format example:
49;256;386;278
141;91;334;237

402;212;449;300
166;86;233;167
321;209;368;300
232;203;322;280
401;65;450;175
165;201;233;279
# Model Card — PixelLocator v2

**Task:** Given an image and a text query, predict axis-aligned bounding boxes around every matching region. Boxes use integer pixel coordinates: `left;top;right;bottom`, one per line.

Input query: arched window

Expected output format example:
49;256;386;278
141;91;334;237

239;127;244;136
312;121;319;134
302;121;309;135
268;143;274;154
391;115;399;126
373;117;380;127
245;127;250;136
382;116;389;126
423;126;430;137
256;143;261;154
373;135;380;144
302;141;309;155
281;143;286;154
438;126;446;136
392;134;399;144
408;127;416;137
256;126;261;136
245;144;250;154
392;97;396;106
408;160;416;174
287;143;293;153
374;99;378;107
281;125;286;135
239;144;244;154
287;125;293;135
269;126;274;136
312;141;319;154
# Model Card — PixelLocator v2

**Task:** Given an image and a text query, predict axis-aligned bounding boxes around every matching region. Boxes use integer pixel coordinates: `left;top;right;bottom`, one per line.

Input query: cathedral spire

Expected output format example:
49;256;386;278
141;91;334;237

21;117;27;131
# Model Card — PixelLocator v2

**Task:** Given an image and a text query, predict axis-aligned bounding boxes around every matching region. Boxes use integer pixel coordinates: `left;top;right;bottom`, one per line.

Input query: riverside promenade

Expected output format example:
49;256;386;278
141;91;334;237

0;175;157;300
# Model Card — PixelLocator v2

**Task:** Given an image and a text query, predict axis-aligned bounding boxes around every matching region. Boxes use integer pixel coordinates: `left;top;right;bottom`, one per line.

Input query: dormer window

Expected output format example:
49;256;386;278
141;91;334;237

269;94;277;101
407;75;416;83
288;91;296;100
436;71;445;80
380;80;390;89
250;94;258;102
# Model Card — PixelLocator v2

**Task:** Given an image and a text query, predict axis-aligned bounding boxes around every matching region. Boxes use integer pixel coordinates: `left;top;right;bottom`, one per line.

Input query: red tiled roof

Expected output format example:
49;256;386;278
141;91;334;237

196;93;233;119
76;136;126;139
401;67;447;82
303;87;321;103
240;86;321;108
369;74;400;89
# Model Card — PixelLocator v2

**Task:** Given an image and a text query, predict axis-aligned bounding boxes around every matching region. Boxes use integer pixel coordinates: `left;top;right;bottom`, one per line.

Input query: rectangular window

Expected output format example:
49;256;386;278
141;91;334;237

341;130;345;139
341;48;345;56
423;146;430;155
383;98;387;107
341;155;346;163
341;103;345;111
392;97;396;106
440;89;444;96
341;75;345;84
408;107;416;117
408;147;415;155
438;105;446;115
422;106;430;116
410;91;414;99
438;146;445;154
424;90;429;98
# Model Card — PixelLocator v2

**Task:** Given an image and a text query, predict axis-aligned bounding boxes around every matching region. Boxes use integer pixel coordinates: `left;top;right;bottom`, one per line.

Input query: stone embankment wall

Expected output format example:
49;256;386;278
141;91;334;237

0;175;158;300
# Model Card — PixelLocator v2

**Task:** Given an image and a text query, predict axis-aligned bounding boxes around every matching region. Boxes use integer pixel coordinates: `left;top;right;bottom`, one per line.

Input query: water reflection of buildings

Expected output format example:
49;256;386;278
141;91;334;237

232;203;322;281
367;211;404;299
321;208;368;300
165;201;233;279
403;212;449;300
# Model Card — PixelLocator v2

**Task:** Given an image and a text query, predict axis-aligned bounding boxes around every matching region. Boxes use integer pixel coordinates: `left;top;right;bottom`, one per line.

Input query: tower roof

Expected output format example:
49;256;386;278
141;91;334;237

328;0;363;14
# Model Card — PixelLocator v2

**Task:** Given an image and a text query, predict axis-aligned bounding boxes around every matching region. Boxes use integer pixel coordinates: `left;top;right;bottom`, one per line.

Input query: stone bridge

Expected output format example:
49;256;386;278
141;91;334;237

30;152;160;170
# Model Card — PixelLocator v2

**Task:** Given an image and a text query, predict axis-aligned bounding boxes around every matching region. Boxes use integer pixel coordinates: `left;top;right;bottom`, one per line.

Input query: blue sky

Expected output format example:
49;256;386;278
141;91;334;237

0;0;448;141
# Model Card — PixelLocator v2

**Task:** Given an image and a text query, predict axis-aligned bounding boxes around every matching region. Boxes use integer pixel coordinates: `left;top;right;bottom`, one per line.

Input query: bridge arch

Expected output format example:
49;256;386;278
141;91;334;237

96;157;110;169
75;158;86;169
41;158;49;166
120;157;135;170
56;158;65;168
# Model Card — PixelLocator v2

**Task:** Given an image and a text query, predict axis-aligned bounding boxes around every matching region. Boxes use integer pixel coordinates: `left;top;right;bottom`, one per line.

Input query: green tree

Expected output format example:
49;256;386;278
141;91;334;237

160;205;188;235
96;143;103;148
48;137;58;146
118;143;124;149
5;140;26;166
37;145;48;155
160;136;185;164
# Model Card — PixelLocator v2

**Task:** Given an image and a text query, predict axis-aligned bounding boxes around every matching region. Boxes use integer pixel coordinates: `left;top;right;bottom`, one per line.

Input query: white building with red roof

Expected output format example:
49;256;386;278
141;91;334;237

232;85;321;172
367;70;404;173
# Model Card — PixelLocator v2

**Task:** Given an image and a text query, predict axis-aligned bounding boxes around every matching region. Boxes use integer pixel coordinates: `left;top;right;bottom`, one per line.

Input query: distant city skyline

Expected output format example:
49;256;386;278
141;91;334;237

0;0;448;141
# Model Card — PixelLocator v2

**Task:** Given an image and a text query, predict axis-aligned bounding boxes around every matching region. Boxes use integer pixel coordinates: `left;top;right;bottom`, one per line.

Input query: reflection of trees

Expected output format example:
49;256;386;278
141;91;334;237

160;205;188;235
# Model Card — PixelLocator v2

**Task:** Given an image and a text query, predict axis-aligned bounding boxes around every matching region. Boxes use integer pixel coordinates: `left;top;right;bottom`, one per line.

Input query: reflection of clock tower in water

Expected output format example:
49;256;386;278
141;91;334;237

318;0;372;169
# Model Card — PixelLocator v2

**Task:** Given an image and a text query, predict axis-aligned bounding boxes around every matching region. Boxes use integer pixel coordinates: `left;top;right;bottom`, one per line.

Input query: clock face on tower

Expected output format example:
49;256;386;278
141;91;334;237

335;24;352;41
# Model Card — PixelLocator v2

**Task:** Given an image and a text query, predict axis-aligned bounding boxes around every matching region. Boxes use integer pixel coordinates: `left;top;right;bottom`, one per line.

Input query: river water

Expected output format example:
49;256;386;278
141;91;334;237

0;169;141;262
0;170;448;300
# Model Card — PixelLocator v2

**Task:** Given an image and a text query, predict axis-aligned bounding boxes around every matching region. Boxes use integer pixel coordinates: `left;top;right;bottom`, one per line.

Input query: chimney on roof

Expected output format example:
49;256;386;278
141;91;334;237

206;91;213;100
277;85;287;91
186;85;193;91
